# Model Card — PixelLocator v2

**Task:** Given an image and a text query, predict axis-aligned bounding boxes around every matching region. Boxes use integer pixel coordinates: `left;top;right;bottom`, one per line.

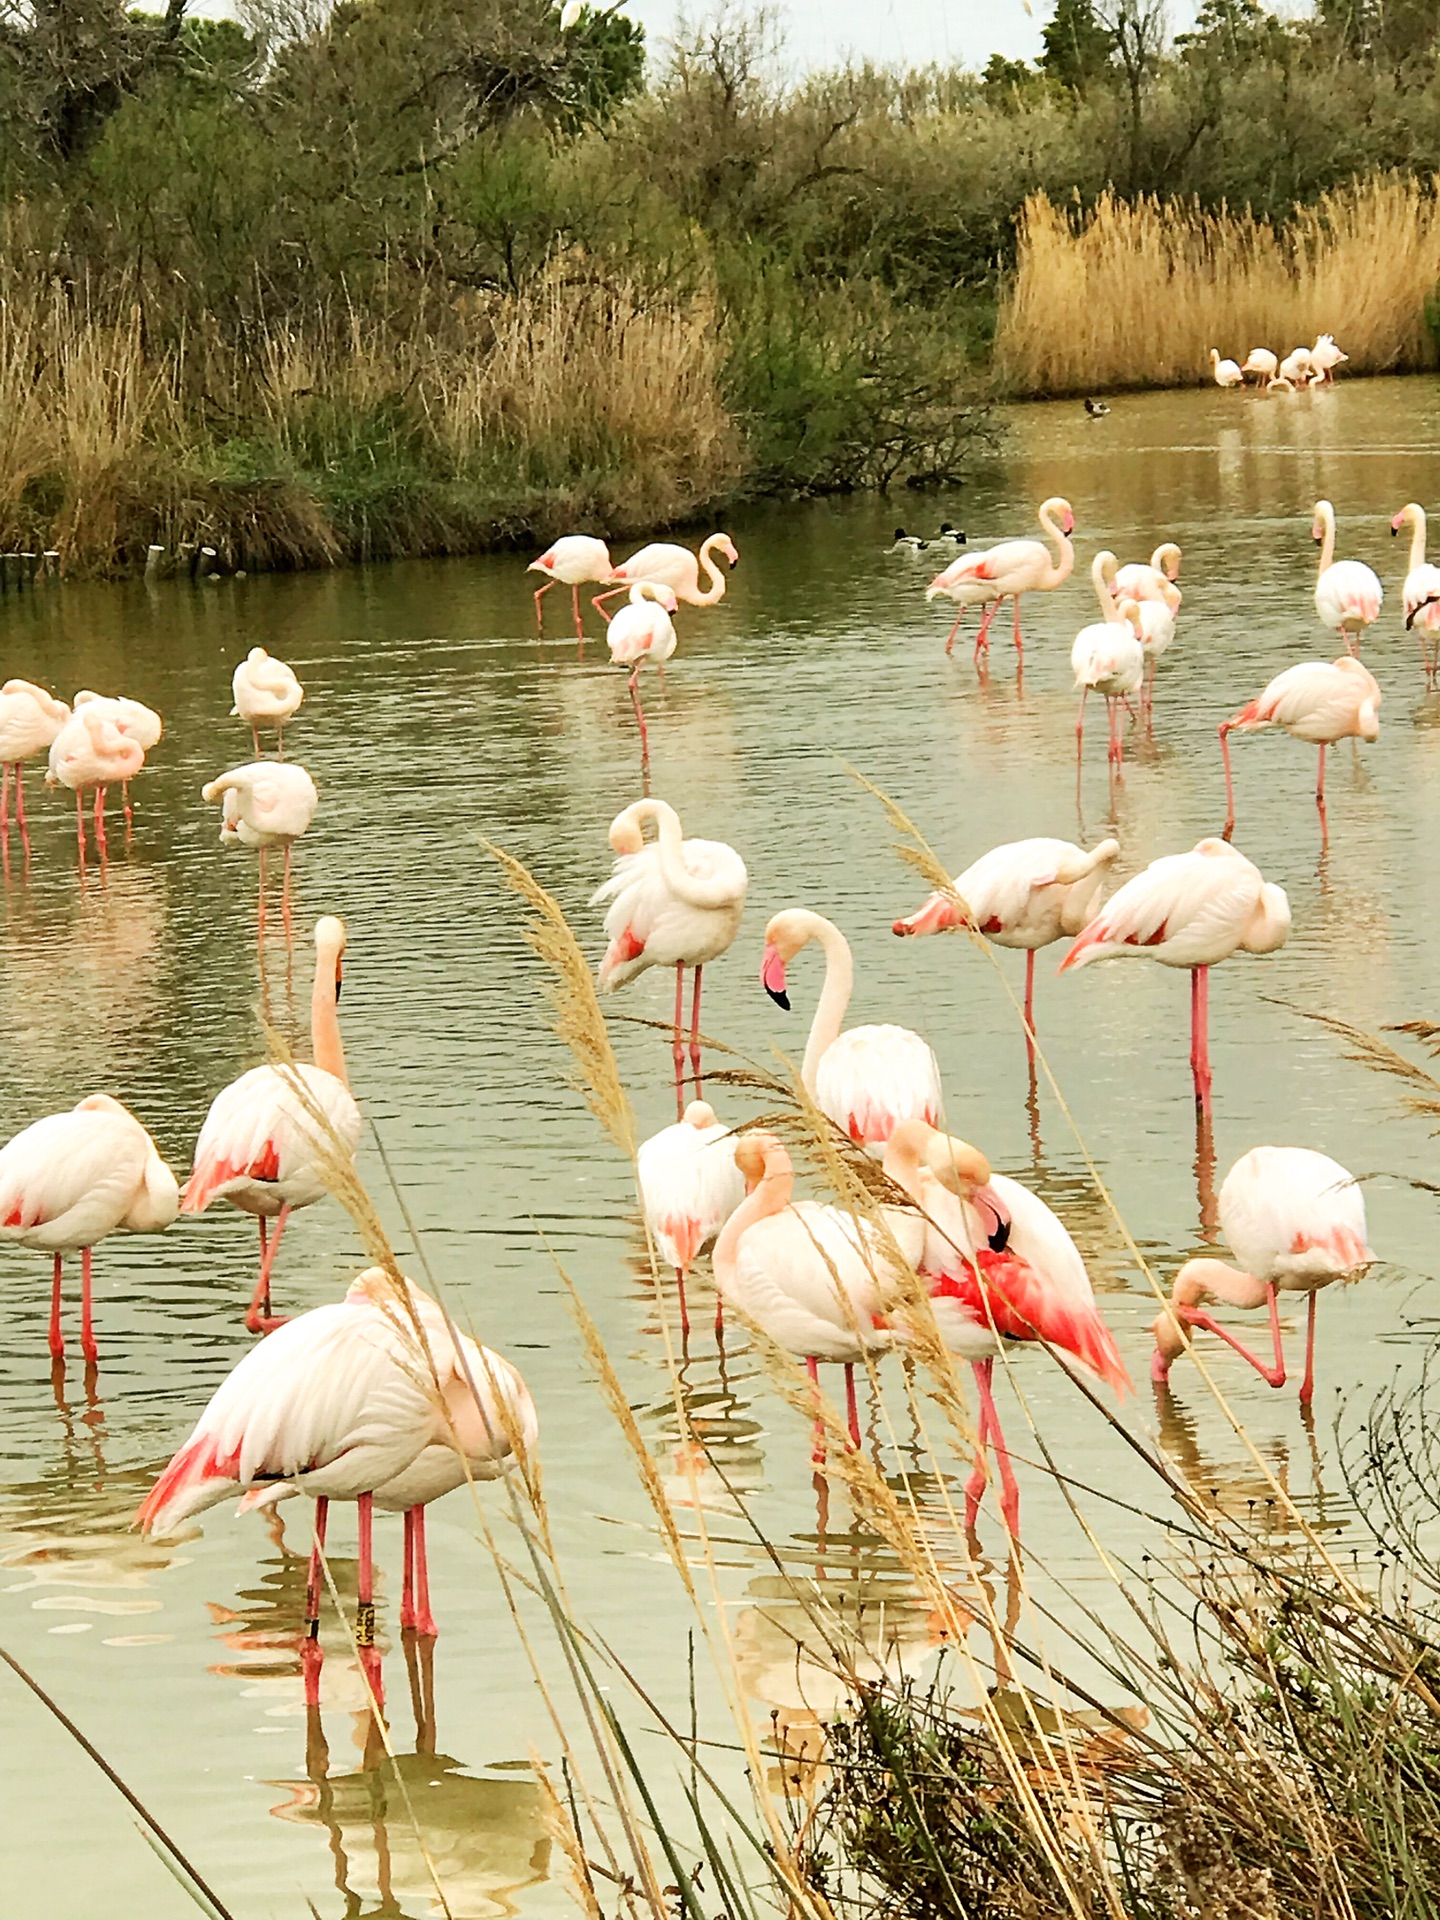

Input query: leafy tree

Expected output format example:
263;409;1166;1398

1040;0;1113;91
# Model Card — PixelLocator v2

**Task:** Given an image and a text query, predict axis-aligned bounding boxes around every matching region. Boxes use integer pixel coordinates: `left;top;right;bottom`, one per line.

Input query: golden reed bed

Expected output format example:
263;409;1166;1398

996;176;1440;396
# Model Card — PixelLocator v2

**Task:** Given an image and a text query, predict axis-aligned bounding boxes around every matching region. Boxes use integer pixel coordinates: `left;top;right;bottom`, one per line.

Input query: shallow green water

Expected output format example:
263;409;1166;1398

3;376;1440;1916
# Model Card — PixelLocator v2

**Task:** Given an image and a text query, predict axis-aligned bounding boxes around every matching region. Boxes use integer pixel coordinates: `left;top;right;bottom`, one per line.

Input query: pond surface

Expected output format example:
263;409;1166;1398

3;376;1440;1917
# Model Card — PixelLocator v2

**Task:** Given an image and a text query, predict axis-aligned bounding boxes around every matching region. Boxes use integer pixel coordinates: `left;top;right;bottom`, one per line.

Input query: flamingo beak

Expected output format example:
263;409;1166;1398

335;964;344;1004
761;943;790;1010
972;1182;1011;1253
892;893;960;937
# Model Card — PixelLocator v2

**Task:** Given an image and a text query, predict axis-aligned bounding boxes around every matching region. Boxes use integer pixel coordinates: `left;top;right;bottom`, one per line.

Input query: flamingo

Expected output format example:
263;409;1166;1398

0;680;69;849
232;647;304;756
72;692;162;827
1209;350;1243;388
45;704;145;862
1312;500;1382;651
892;836;1120;1040
183;916;361;1332
1219;657;1380;844
1239;347;1277;385
1072;554;1144;769
593;532;738;619
1392;503;1440;685
603;583;680;768
761;909;943;1152
925;497;1075;663
1152;1147;1372;1403
1278;346;1313;385
881;1122;1127;1534
1060;838;1291;1116
637;1100;744;1336
1310;334;1348;383
138;1268;537;1669
1113;543;1182;614
202;760;318;931
593;797;747;1110
0;1094;178;1364
527;535;613;639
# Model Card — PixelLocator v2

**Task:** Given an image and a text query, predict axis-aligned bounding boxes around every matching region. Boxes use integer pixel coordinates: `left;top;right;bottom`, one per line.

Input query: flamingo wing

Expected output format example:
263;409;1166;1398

0;1109;148;1244
183;1065;359;1213
814;1024;944;1147
1220;1147;1372;1284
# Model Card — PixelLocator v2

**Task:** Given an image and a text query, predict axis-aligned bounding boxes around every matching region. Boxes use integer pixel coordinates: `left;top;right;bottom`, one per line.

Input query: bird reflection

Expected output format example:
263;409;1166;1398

1151;1375;1330;1534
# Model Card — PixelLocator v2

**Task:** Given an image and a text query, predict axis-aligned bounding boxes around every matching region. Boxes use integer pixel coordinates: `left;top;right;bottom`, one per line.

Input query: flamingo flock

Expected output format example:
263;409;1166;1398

1211;334;1349;391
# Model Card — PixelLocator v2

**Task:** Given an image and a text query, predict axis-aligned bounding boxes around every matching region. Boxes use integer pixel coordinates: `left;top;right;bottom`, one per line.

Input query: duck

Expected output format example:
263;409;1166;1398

1084;398;1110;417
891;529;930;552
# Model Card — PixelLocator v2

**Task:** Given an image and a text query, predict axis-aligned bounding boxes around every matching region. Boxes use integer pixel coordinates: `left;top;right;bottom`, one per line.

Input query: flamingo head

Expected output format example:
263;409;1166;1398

631;582;678;613
892;891;961;938
734;1129;782;1193
920;1130;1011;1250
682;1100;718;1129
315;914;347;999
760;942;789;1009
761;909;815;1007
718;535;739;568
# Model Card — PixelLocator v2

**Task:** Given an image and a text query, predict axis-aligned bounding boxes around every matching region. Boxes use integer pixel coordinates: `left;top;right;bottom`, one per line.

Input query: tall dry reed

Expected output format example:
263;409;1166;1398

997;176;1440;395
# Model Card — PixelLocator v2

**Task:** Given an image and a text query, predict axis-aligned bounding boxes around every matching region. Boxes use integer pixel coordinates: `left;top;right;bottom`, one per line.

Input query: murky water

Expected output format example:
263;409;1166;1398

3;377;1440;1916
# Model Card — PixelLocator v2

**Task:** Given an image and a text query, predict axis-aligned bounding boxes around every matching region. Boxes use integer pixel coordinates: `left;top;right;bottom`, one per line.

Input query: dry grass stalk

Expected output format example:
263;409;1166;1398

998;177;1440;395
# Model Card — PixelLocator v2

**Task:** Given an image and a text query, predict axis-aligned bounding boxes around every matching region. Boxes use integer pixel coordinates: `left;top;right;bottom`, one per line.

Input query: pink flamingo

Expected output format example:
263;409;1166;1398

232;648;304;756
893;835;1119;1042
0;680;69;850
1113;541;1182;613
1392;504;1440;685
637;1100;744;1337
45;705;144;862
1060;838;1291;1117
183;917;361;1332
1072;554;1144;769
593;532;738;619
1312;500;1382;652
926;496;1075;665
528;535;612;639
604;583;680;768
73;692;161;827
762;909;943;1152
1152;1146;1372;1403
138;1268;537;1687
594;797;747;1110
0;1095;178;1364
882;1123;1127;1534
1310;334;1348;383
202;760;318;933
1220;656;1380;845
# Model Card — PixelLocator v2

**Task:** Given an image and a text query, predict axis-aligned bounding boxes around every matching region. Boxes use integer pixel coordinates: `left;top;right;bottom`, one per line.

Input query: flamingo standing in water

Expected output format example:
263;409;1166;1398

0;680;69;850
594;797;747;1111
1209;350;1243;388
1219;656;1380;844
46;704;145;862
1392;503;1440;685
1114;542;1182;613
528;535;613;639
1152;1147;1372;1403
761;909;943;1152
604;583;680;770
72;692;162;827
925;497;1075;664
202;760;318;932
1310;334;1348;383
1060;839;1291;1116
1240;348;1277;386
0;1095;178;1364
637;1100;744;1336
1312;500;1382;651
593;532;738;620
892;836;1120;1042
139;1269;537;1688
183;916;361;1331
232;648;304;756
1278;346;1313;386
882;1122;1127;1534
1072;554;1144;770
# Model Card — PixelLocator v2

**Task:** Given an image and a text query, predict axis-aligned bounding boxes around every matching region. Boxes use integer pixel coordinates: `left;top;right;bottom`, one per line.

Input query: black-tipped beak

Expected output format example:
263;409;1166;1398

1392;524;1400;537
765;985;790;1011
335;972;344;1003
988;1215;1010;1253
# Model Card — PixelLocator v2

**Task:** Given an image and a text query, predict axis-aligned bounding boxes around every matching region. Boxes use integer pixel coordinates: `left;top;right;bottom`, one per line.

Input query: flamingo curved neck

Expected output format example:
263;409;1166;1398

1174;1256;1269;1311
1091;552;1120;620
312;944;348;1085
693;535;729;606
1408;508;1428;574
1315;503;1336;576
1037;504;1073;588
631;798;734;908
800;917;855;1091
713;1151;792;1269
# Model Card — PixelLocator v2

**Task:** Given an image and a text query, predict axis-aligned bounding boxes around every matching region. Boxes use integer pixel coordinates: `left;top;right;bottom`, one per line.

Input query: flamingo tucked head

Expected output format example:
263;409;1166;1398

682;1100;718;1129
734;1129;779;1194
893;892;961;938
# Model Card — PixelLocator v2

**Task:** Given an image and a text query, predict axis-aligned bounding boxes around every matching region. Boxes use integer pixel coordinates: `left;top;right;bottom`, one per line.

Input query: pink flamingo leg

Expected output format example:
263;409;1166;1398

1171;1281;1286;1388
0;763;9;836
400;1507;416;1630
14;763;27;854
93;785;107;858
571;583;585;642
1219;724;1237;839
79;1246;97;1365
257;845;267;939
276;724;285;762
688;965;704;1091
1316;743;1328;847
355;1491;378;1647
964;1359;995;1531
1299;1291;1319;1405
411;1505;436;1638
281;845;293;940
303;1496;329;1707
806;1354;824;1466
672;963;686;1119
974;599;1000;657
674;1264;691;1342
1023;950;1036;1064
246;1205;290;1334
592;584;628;621
532;580;554;634
122;780;133;831
48;1252;64;1360
976;1357;1021;1535
627;668;651;776
944;610;964;656
1075;687;1088;768
74;789;87;863
844;1363;860;1449
1190;965;1212;1117
1012;594;1024;659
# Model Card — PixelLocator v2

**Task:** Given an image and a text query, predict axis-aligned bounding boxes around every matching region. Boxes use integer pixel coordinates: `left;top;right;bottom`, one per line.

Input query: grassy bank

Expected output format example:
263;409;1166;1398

998;178;1440;396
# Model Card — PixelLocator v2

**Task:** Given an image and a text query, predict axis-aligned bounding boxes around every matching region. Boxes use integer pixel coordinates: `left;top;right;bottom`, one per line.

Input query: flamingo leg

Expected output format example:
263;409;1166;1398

1316;743;1328;847
1190;965;1212;1117
48;1252;64;1360
672;963;686;1119
844;1363;860;1449
532;579;554;634
246;1205;290;1334
411;1505;436;1638
276;724;285;762
976;1357;1020;1535
1023;950;1036;1064
257;845;267;939
355;1492;383;1704
305;1498;330;1634
964;1358;995;1532
592;586;627;621
1169;1282;1287;1389
675;1264;691;1342
74;789;87;862
1012;594;1023;659
93;785;106;858
281;844;293;940
0;763;9;835
627;668;651;777
400;1507;416;1631
806;1354;824;1466
1075;687;1088;767
1299;1291;1319;1406
14;763;27;854
571;583;585;642
944;609;963;655
1219;724;1237;839
974;600;1000;656
79;1246;97;1365
251;722;261;758
688;965;704;1091
122;779;133;831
